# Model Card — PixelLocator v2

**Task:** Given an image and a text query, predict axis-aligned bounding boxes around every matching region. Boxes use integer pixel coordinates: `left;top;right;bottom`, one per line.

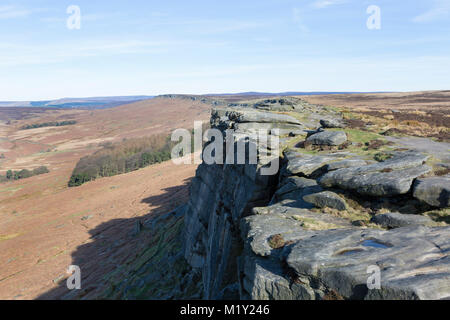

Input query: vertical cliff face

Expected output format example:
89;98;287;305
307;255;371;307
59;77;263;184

182;99;450;300
183;106;300;299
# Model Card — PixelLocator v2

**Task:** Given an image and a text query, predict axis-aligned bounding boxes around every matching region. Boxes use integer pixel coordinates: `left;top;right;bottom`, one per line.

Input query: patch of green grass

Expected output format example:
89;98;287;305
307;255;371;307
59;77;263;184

424;208;450;224
291;215;341;230
374;152;393;162
336;128;384;144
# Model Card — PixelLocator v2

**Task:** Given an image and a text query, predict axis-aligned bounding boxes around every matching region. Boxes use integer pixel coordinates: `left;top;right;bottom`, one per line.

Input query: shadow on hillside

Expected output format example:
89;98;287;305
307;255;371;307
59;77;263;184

36;177;193;300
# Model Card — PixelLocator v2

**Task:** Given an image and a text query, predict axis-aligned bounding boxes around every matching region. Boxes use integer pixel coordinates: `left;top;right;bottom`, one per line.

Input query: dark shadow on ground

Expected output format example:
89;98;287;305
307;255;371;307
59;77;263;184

37;177;193;300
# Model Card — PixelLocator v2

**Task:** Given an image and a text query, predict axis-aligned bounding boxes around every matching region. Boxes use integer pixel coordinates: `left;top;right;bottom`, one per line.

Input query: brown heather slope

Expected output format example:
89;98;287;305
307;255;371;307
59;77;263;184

299;91;450;141
299;90;450;111
0;97;210;299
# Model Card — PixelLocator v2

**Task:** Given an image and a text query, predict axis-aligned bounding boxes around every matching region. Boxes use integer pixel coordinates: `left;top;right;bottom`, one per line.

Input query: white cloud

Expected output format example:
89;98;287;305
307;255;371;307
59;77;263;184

0;5;31;19
0;39;229;68
292;8;309;33
310;0;347;9
413;0;450;22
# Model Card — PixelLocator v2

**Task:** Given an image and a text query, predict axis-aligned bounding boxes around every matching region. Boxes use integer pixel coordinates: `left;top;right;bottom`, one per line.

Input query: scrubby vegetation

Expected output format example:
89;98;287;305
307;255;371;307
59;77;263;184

20;120;77;130
68;134;173;187
68;121;210;187
0;166;49;183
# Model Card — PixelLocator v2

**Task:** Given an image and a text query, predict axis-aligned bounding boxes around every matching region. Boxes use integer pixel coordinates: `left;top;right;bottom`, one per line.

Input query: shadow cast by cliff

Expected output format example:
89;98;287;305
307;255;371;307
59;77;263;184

37;177;193;300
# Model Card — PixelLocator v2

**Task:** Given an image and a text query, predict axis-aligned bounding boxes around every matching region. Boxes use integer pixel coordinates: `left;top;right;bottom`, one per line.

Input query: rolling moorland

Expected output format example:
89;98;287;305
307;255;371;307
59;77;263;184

0;97;210;299
0;91;448;299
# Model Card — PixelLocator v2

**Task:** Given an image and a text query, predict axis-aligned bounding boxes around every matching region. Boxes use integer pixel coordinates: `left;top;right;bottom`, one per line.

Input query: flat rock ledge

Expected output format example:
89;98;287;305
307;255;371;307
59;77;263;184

371;212;435;229
306;130;347;146
303;191;348;210
285;226;450;300
319;152;431;196
240;209;450;300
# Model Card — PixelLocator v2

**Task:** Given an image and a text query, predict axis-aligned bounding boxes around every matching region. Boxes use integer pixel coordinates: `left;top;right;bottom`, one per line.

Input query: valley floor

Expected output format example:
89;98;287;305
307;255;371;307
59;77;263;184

0;158;197;299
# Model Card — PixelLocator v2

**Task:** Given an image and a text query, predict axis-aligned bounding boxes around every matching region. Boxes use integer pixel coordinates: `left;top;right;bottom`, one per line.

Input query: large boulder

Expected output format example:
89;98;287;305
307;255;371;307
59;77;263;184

306;131;347;146
325;159;370;171
319;152;431;196
240;255;315;300
371;212;434;229
286;226;450;300
275;177;321;198
233;122;305;137
271;177;323;207
225;108;302;125
303;191;348;211
284;152;346;177
320;118;345;129
413;176;450;208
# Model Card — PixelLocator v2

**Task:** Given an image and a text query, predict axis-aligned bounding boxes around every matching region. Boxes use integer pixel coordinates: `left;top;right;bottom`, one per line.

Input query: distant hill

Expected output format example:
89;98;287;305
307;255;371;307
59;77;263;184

0;92;391;109
205;91;388;96
0;96;154;109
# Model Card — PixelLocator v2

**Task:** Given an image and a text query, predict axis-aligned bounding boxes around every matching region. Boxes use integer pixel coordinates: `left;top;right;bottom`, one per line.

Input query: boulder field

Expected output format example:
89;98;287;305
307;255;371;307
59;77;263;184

182;98;450;300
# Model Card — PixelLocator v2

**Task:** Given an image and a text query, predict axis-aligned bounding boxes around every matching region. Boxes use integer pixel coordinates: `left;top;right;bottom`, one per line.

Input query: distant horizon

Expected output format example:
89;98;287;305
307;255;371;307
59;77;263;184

4;89;449;103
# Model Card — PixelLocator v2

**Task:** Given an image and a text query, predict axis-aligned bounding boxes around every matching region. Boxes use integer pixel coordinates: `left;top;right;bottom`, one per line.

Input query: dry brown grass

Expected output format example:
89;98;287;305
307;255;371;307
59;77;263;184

300;91;450;141
268;234;286;249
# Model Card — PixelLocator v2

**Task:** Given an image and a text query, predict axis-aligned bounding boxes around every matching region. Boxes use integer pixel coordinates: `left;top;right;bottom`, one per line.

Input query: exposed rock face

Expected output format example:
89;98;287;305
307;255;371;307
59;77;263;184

222;108;302;125
271;177;322;206
182;101;450;300
283;152;346;177
413;176;450;208
320;118;345;129
286;226;450;300
253;98;300;112
306;130;347;146
319;152;431;196
325;159;370;171
371;212;434;229
184;107;286;299
303;191;348;210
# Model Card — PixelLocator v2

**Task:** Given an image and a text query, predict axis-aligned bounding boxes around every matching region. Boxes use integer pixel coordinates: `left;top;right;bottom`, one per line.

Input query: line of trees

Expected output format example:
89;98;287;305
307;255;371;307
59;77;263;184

68;134;173;187
0;166;49;183
21;120;77;130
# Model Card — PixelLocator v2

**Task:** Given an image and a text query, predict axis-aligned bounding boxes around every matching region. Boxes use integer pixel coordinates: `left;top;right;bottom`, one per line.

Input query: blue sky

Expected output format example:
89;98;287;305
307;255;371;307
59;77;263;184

0;0;449;100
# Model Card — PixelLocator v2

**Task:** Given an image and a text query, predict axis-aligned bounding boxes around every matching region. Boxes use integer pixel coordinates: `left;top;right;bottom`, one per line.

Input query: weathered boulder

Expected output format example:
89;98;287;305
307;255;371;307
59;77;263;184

253;98;298;112
306;131;347;146
284;152;346;177
240;255;315;300
319;152;431;196
271;177;322;207
275;177;321;198
225;108;302;125
413;176;450;208
371;212;434;229
325;159;369;171
320;118;345;129
303;191;348;211
286;226;450;300
233;122;305;138
243;204;352;257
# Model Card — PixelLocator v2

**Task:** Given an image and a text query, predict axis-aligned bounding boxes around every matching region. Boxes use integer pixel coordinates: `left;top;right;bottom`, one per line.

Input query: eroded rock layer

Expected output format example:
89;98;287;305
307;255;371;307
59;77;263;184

182;98;450;300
